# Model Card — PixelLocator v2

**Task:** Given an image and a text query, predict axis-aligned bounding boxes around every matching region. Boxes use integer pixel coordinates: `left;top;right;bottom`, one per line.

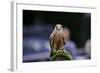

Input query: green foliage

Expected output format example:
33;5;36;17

51;50;72;61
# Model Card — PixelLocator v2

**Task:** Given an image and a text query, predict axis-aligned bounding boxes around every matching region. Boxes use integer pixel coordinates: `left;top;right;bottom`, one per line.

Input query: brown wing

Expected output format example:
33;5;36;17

49;34;53;49
49;31;56;49
63;31;66;45
49;31;56;57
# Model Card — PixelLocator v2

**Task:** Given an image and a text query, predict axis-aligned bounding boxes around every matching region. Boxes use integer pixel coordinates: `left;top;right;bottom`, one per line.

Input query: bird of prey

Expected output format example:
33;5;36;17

49;24;67;57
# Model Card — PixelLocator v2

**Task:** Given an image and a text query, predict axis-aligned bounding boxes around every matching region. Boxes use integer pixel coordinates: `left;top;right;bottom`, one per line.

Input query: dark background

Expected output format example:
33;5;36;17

23;10;91;62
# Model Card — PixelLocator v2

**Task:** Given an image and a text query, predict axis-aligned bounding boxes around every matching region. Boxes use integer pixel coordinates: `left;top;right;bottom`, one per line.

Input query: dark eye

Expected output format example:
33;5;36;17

55;26;57;27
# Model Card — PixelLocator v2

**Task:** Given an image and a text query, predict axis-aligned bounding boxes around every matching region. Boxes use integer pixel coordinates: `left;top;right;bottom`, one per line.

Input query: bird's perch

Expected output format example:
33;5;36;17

51;49;72;61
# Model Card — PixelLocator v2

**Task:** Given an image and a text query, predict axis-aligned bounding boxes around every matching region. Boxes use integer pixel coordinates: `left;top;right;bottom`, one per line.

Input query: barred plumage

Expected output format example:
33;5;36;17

50;24;66;57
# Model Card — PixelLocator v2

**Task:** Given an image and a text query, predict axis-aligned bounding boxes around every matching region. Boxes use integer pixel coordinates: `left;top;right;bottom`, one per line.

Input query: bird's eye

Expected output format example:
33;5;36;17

56;26;58;29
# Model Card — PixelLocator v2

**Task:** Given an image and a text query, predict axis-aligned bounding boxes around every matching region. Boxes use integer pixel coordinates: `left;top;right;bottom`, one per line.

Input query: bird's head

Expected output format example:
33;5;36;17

55;24;63;31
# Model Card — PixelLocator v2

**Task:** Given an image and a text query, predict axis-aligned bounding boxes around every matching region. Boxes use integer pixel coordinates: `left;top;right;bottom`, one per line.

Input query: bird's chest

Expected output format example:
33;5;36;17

53;32;64;49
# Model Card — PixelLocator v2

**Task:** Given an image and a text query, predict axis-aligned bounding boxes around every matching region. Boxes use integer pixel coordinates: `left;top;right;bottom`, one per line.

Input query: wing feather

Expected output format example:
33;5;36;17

49;31;56;57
